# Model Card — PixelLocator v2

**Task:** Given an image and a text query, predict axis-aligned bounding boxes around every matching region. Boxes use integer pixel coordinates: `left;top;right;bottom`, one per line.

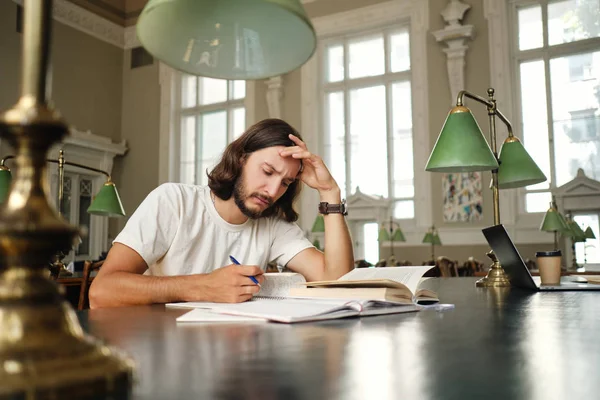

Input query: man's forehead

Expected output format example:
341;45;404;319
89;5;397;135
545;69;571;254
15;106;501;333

252;146;301;177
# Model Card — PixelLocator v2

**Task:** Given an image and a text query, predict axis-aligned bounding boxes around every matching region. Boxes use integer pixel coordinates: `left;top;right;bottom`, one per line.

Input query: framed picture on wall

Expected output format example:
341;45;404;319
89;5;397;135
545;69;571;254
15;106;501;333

442;172;483;222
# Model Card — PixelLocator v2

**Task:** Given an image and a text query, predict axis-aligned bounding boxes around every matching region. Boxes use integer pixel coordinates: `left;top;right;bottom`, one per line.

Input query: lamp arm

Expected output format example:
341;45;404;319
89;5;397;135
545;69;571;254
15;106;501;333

1;155;111;180
457;90;494;109
45;159;111;180
494;108;515;137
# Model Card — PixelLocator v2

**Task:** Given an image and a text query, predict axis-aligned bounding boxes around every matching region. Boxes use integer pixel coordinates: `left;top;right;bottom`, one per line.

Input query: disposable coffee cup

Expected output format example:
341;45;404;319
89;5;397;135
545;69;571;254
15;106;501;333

536;250;562;286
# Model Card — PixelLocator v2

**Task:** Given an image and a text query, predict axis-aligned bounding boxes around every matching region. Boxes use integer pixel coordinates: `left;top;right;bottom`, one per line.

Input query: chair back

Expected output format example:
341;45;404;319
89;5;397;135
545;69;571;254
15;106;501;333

436;256;458;277
78;260;104;310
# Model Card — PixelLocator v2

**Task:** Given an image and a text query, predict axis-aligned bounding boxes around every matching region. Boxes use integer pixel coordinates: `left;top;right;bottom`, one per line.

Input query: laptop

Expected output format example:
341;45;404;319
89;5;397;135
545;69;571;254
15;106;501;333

482;224;600;291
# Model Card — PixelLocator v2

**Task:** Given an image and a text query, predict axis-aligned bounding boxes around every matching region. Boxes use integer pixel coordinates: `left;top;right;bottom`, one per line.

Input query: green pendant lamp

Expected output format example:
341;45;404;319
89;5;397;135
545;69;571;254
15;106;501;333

426;106;499;172
497;136;546;189
584;226;596;239
378;226;390;242
87;181;126;217
392;227;406;242
0;165;12;203
567;219;587;242
136;0;317;79
311;214;325;233
540;202;568;232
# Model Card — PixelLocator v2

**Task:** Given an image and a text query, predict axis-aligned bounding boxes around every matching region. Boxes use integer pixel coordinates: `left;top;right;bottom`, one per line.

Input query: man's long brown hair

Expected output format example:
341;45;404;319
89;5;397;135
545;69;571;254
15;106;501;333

207;118;303;222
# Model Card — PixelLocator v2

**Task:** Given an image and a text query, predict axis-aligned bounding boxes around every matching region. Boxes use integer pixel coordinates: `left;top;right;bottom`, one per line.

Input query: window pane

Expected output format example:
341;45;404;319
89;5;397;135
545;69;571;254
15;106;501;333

525;192;551;213
520;60;551;189
198;111;227;186
180;116;196;184
181;75;197;108
349;85;387;196
392;81;414;198
548;0;600;46
78;178;92;256
574;214;599;264
326;45;344;82
363;222;379;265
325;92;346;195
199;77;227;105
60;175;72;221
233;107;246;139
348;35;385;79
232;80;246;100
550;51;600;186
518;5;543;50
394;200;414;219
390;29;410;72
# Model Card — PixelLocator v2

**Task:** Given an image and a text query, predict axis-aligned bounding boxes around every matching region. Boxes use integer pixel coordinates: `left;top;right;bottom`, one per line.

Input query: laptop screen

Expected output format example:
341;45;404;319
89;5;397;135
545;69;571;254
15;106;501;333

481;225;538;290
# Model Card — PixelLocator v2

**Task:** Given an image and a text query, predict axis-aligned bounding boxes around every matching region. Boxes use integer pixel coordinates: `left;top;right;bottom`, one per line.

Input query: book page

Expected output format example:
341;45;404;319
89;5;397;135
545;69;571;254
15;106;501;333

211;298;357;323
256;272;307;298
337;266;434;295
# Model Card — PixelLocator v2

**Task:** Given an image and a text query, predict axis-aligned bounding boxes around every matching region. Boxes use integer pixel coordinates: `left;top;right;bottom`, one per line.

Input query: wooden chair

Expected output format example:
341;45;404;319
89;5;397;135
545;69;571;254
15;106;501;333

436;256;458;277
78;259;104;310
462;257;484;276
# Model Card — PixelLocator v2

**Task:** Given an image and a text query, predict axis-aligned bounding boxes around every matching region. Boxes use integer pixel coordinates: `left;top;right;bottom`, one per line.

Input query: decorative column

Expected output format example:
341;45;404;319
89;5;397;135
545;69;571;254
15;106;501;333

265;75;283;119
431;0;474;105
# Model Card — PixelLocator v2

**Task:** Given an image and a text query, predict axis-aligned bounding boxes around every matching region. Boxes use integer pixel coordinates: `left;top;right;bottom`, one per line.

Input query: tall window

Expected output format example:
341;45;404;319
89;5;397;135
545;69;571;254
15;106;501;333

178;76;246;185
59;173;94;260
512;0;600;212
322;26;415;219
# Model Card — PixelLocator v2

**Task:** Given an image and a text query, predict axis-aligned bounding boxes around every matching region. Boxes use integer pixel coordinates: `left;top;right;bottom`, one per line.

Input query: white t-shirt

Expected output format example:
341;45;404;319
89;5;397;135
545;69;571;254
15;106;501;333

114;183;314;276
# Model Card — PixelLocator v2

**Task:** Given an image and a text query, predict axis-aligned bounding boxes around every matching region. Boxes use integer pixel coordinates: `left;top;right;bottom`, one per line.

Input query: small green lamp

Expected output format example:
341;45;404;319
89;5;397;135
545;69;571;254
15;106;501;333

584;226;596;240
137;0;316;79
422;226;442;261
539;200;568;250
497;136;547;189
0;164;12;203
87;180;126;217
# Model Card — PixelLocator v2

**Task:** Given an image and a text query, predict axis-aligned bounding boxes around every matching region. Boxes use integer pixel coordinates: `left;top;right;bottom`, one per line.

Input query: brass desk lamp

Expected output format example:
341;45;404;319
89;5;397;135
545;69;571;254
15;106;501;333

426;88;547;288
378;217;406;266
0;1;133;397
0;150;125;278
422;226;442;262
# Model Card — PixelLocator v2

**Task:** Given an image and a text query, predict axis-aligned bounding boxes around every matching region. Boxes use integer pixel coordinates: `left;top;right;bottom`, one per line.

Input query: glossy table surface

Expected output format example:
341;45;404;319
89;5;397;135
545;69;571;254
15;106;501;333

78;278;600;400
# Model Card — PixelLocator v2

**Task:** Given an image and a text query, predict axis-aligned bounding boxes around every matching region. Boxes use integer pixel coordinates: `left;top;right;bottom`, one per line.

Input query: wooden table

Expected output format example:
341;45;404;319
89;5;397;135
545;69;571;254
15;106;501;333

78;278;600;400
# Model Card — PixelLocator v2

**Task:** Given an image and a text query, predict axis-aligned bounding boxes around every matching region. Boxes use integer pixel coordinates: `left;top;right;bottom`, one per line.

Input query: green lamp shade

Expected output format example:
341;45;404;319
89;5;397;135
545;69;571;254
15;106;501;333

0;168;12;203
540;206;568;232
392;228;406;242
497;137;547;189
378;227;390;242
585;226;596;239
557;212;571;234
423;232;442;245
87;182;126;217
137;0;317;79
311;215;325;233
426;107;499;172
567;220;587;242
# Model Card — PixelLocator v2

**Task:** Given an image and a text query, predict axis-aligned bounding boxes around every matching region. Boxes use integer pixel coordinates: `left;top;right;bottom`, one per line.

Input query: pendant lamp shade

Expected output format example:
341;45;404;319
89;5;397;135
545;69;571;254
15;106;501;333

540;204;568;232
584;226;596;239
567;220;587;242
392;228;406;242
497;137;546;189
311;214;325;233
0;167;12;203
378;227;390;242
136;0;317;79
426;106;499;172
87;182;126;217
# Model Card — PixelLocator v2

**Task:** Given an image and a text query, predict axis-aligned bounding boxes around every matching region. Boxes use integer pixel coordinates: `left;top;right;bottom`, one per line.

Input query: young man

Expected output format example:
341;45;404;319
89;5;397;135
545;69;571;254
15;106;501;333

90;119;353;308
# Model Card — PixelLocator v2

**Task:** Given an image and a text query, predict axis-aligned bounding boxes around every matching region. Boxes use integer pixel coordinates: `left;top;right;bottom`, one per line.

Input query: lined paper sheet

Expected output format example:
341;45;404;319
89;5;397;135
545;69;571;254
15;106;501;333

176;309;267;323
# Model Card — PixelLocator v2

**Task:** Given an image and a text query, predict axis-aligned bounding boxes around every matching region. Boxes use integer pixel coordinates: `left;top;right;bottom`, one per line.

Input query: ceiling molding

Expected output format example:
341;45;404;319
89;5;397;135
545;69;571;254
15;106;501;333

12;0;125;48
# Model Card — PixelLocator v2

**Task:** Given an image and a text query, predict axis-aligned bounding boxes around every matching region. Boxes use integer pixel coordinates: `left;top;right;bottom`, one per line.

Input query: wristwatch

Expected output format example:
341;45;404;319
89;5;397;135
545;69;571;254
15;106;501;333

318;199;348;216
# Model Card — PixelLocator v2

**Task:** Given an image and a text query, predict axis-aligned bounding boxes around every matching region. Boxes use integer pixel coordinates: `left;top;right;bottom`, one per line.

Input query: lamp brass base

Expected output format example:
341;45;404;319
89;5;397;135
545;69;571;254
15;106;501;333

0;271;134;398
475;250;511;288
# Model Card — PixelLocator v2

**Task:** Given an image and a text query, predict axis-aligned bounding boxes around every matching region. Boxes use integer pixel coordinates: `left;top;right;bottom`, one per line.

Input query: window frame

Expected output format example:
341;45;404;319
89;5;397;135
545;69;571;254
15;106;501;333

320;25;415;219
173;75;247;185
508;0;600;215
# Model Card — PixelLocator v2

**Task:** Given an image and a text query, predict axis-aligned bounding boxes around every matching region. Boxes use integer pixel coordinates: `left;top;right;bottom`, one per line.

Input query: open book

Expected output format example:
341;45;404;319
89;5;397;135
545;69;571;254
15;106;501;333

168;266;437;323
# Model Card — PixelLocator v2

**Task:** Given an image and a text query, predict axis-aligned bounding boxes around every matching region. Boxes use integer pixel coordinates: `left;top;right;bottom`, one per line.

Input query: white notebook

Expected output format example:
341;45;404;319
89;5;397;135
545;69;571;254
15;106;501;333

168;267;434;324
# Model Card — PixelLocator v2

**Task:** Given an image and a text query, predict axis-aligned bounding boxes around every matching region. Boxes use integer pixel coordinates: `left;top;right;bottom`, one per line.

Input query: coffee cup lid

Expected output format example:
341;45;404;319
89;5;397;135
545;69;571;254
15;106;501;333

536;250;562;257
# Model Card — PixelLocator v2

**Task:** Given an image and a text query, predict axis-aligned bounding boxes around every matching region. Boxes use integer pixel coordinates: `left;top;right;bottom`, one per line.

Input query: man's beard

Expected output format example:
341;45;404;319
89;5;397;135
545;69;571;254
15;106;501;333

232;178;273;219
